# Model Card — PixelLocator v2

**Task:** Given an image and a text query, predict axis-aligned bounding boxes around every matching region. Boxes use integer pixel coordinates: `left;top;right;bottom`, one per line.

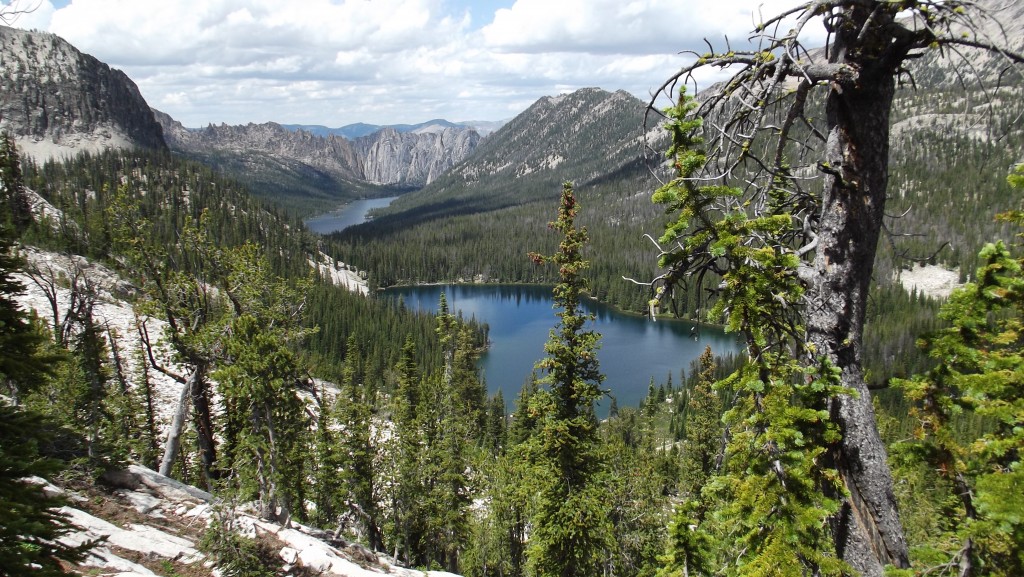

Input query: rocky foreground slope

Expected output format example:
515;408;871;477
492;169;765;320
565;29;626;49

47;464;458;577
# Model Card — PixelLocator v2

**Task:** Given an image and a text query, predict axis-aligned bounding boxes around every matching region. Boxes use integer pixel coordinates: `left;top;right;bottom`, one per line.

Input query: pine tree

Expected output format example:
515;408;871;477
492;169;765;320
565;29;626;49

484;390;508;454
213;243;312;522
0;405;96;576
646;4;1024;571
0;215;94;574
524;182;612;577
108;192;221;484
654;90;849;577
0;131;33;233
890;167;1024;576
386;335;422;564
0;235;52;404
677;346;721;498
336;335;381;549
310;376;347;530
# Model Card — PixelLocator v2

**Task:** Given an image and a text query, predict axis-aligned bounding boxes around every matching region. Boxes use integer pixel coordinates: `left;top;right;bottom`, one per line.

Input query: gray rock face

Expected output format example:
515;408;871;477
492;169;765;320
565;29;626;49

158;113;481;188
157;111;365;183
0;26;165;159
356;126;481;186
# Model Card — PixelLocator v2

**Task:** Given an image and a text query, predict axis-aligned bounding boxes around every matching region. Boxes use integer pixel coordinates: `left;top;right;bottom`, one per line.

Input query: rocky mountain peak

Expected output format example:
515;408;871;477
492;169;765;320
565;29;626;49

0;26;166;161
449;87;646;187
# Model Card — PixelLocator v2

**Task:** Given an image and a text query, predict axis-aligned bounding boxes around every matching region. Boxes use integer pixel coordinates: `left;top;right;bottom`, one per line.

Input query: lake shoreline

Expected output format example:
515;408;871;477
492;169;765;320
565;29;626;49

379;279;723;328
383;284;743;415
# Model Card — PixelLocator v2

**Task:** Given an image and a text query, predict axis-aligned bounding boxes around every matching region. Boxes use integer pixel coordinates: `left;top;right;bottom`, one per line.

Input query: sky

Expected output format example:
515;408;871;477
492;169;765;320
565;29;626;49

2;0;811;128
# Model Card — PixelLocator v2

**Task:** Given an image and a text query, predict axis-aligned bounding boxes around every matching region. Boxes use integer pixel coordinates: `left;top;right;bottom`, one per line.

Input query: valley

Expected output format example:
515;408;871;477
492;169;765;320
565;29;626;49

304;196;399;235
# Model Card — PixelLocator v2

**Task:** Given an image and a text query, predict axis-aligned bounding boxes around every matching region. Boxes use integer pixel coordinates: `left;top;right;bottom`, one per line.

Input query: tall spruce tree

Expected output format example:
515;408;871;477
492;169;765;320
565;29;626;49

336;335;381;549
525;182;612;577
677;346;721;498
0;132;33;233
213;243;312;522
387;335;422;563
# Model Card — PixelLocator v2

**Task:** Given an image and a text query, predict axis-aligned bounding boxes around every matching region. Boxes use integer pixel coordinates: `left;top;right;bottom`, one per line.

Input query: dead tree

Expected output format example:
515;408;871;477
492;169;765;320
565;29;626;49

646;1;1023;575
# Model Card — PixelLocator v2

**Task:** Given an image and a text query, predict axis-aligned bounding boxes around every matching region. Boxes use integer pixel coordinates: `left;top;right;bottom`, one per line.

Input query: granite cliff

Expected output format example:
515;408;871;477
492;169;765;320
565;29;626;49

0;25;165;160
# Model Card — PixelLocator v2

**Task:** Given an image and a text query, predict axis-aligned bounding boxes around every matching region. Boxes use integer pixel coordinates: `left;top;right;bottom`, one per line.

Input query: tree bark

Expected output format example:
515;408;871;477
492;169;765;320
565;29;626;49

190;368;218;488
806;23;910;575
159;370;196;477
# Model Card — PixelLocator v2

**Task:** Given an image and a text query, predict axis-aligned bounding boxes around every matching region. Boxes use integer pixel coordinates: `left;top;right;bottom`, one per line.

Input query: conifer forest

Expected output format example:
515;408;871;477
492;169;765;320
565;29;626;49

2;2;1024;577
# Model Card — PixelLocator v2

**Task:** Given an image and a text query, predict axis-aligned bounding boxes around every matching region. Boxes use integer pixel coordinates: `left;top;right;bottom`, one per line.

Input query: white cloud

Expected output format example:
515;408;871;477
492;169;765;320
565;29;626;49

1;0;829;127
481;0;796;54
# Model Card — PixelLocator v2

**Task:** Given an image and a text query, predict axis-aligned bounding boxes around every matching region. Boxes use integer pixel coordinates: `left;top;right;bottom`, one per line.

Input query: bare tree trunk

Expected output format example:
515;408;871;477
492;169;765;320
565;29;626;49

159;370;196;476
806;47;910;575
25;260;63;346
190;369;218;488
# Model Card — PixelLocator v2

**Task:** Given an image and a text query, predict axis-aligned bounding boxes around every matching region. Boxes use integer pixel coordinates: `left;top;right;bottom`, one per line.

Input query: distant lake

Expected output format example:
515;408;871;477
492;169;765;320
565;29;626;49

385;284;743;415
304;196;399;234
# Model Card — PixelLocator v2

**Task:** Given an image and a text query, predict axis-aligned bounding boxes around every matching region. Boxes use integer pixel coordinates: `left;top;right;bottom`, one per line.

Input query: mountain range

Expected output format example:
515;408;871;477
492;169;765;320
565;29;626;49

283;118;506;139
155;113;482;210
2;10;1022;283
0;25;484;215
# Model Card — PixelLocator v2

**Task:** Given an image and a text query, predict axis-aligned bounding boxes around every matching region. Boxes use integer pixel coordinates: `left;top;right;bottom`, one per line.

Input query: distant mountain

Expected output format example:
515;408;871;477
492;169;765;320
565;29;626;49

157;113;482;214
0;24;483;216
282;118;507;140
157;115;482;190
377;87;652;218
355;126;481;186
0;26;166;160
282;122;383;140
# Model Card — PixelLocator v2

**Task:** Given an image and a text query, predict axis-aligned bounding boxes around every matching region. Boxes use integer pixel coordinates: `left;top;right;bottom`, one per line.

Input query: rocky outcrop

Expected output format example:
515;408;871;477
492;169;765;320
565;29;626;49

0;26;165;160
356;126;480;186
157;113;481;189
52;464;462;577
157;111;365;183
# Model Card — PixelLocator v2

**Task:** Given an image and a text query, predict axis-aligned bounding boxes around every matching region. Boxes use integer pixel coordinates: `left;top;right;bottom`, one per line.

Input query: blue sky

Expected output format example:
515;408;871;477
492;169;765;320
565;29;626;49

3;0;814;127
447;0;512;30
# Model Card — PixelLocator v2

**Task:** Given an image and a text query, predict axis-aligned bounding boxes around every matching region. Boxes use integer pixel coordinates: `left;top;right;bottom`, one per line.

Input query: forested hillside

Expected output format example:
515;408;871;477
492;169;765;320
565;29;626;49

334;88;668;312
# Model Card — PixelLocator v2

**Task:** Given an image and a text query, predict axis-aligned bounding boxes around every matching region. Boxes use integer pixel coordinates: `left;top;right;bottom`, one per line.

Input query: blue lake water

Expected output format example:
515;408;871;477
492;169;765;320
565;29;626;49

385;284;743;415
304;196;399;234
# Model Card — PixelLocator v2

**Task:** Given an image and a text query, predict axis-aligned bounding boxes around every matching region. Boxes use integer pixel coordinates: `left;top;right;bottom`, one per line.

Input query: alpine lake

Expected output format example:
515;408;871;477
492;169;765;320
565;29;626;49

307;201;743;416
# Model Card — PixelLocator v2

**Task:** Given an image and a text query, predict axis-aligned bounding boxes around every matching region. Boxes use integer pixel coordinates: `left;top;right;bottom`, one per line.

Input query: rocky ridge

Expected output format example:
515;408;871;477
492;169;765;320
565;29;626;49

0;25;480;206
375;87;651;217
157;112;481;190
156;112;364;183
0;25;166;161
